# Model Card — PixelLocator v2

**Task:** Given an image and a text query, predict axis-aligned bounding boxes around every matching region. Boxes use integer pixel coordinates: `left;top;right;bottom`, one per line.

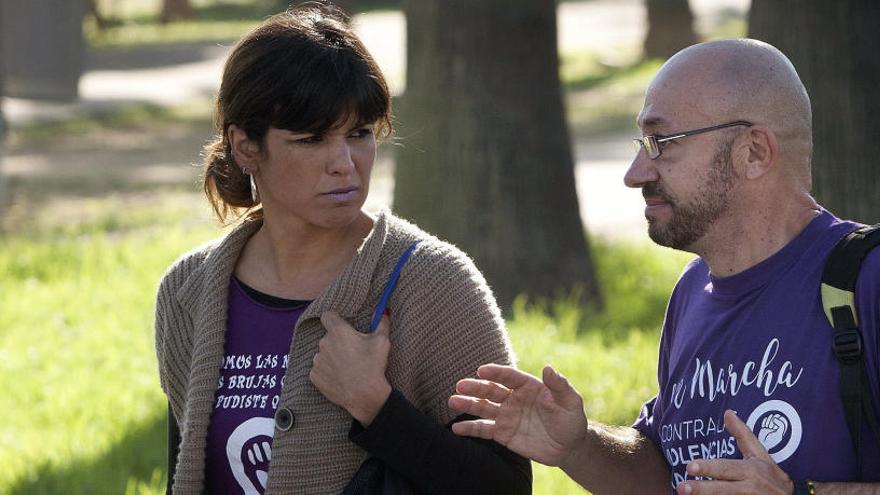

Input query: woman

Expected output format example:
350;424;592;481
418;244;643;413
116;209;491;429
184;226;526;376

154;4;531;494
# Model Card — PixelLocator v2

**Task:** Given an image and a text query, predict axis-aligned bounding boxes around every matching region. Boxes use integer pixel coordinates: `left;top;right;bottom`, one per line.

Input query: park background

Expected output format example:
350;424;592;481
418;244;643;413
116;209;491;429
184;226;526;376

0;0;876;493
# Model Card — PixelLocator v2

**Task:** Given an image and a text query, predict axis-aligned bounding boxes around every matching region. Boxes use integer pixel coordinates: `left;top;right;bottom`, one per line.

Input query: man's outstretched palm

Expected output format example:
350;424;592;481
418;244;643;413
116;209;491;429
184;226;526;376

448;364;589;467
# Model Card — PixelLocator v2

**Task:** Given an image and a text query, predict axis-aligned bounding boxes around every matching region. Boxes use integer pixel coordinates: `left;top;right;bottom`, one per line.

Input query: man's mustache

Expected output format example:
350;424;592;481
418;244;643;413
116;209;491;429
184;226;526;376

642;182;674;204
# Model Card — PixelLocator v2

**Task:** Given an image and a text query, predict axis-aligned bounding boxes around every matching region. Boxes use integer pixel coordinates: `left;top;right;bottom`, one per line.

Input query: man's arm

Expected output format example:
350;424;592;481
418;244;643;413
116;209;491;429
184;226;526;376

563;421;670;494
449;364;670;494
809;483;880;494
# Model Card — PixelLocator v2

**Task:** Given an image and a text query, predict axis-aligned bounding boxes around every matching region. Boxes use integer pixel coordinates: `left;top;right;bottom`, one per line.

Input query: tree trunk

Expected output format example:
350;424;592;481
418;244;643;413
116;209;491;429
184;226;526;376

0;0;86;100
749;1;880;223
642;0;698;60
160;0;193;24
395;0;601;310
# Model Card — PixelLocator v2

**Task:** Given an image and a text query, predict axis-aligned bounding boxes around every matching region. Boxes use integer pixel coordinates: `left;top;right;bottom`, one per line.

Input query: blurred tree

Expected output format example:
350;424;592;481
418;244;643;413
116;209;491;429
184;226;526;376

394;0;601;309
749;1;880;222
161;0;193;23
0;0;85;100
87;0;110;30
642;0;698;59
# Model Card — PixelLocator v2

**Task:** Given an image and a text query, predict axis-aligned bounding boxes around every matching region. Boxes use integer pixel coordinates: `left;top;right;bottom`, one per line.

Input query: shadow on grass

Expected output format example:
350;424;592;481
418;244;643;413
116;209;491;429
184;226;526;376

7;174;198;199
565;60;655;92
87;40;232;71
10;102;211;144
8;413;167;495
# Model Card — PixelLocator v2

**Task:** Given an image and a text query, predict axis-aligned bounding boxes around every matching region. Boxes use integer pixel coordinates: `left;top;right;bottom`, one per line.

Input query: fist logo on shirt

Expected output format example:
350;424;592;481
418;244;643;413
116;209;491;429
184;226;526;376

246;438;272;489
227;417;275;494
746;400;802;463
758;413;789;452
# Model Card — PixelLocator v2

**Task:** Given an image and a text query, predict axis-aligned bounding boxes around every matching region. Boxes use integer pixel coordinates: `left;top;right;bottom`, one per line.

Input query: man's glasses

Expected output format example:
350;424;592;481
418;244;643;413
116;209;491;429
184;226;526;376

632;121;753;159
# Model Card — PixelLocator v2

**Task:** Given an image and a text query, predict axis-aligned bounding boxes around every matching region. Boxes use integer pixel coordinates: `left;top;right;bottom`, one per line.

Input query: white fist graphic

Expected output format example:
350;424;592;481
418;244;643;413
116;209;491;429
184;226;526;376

227;417;275;494
758;413;789;452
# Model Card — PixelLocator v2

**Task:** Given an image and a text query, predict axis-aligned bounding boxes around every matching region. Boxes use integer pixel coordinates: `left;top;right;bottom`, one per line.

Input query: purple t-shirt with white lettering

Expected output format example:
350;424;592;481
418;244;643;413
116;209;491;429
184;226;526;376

205;278;307;494
634;210;880;491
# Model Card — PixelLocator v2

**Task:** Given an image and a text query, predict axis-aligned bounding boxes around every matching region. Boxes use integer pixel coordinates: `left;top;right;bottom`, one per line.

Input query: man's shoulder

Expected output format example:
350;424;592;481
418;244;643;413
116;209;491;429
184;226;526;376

823;217;880;288
856;230;880;296
864;239;880;271
671;256;707;291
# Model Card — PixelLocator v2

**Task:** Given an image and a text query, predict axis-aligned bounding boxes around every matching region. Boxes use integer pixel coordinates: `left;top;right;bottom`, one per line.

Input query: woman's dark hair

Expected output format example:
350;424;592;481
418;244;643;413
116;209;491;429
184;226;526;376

203;2;392;223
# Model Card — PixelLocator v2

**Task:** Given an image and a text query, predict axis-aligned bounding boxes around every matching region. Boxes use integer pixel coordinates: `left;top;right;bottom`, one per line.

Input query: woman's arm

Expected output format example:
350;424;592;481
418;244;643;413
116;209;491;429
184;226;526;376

311;239;531;493
166;403;180;495
349;389;532;494
311;314;532;494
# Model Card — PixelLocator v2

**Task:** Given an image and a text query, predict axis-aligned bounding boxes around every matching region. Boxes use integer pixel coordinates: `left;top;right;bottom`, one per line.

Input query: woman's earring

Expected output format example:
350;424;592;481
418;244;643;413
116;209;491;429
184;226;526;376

243;168;259;204
249;173;259;204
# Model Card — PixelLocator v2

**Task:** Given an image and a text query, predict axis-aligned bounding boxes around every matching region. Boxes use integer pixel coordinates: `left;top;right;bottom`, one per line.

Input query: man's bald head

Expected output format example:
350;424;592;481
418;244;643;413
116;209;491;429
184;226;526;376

648;39;813;185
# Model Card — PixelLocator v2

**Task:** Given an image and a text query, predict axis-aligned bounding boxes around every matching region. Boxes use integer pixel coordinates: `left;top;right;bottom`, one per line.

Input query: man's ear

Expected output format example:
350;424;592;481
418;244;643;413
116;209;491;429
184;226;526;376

741;124;778;180
228;125;261;171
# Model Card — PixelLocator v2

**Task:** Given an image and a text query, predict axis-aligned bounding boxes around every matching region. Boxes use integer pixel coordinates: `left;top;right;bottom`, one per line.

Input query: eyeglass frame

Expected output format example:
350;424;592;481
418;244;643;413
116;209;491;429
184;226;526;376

632;120;753;159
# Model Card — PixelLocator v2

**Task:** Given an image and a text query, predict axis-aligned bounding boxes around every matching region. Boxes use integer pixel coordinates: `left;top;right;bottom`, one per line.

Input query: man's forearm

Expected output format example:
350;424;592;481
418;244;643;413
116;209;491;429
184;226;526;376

560;423;670;495
813;482;880;494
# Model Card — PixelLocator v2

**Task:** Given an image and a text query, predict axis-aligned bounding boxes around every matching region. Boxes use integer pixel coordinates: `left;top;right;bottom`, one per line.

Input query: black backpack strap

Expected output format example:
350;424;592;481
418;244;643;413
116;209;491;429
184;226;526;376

821;223;880;479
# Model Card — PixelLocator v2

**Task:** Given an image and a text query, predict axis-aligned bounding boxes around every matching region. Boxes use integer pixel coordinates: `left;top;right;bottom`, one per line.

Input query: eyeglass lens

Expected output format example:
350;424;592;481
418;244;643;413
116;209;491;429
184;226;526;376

633;136;659;158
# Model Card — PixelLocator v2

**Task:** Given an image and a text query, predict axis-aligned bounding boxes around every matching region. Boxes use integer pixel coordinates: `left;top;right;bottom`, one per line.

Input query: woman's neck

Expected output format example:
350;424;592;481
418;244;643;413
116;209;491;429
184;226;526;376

235;211;375;300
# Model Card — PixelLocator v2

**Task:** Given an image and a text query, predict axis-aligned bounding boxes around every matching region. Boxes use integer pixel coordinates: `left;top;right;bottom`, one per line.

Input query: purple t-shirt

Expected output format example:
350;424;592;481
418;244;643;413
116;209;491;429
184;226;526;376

633;210;880;491
205;278;307;494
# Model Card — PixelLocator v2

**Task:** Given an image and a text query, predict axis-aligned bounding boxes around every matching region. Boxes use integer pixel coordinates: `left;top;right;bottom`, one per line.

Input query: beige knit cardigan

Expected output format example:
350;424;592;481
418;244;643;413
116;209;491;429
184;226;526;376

154;209;515;494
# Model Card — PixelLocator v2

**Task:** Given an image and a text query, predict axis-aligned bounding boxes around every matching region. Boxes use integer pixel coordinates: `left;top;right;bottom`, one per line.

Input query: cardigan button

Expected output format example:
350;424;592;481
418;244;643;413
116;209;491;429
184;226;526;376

274;407;294;432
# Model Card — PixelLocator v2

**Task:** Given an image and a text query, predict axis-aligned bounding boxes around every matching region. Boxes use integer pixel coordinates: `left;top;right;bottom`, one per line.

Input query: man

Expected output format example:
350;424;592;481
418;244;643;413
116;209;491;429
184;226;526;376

448;39;880;494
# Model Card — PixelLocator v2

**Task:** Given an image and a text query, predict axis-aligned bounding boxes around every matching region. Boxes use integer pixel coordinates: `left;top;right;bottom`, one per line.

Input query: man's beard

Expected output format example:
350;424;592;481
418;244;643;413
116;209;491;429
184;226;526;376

644;138;737;250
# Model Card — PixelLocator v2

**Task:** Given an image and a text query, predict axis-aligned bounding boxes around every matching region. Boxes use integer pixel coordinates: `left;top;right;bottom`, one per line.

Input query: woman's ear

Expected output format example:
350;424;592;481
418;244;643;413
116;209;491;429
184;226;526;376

742;124;779;180
228;125;261;172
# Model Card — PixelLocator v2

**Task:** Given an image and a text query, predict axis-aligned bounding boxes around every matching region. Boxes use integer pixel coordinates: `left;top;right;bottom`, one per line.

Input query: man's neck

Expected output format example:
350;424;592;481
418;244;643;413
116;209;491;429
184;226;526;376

694;194;820;277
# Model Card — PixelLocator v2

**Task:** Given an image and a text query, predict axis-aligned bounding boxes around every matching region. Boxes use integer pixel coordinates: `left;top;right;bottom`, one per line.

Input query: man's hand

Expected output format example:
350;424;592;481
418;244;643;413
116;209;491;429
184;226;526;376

448;364;589;467
677;410;793;495
309;311;392;427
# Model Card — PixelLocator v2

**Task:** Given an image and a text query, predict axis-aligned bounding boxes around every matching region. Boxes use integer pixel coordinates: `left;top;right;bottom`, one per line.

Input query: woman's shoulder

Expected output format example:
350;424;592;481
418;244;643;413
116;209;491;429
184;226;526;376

157;236;223;295
158;219;259;293
382;211;484;281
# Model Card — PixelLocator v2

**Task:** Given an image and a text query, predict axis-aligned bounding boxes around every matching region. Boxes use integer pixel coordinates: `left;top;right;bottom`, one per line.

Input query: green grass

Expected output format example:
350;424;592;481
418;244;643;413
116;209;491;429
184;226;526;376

0;197;218;494
86;19;259;49
0;194;691;494
85;0;402;49
85;0;271;49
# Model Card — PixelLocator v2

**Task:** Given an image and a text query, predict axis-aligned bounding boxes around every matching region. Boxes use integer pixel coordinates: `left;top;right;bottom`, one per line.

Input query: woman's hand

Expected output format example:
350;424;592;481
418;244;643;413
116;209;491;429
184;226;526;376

310;311;392;427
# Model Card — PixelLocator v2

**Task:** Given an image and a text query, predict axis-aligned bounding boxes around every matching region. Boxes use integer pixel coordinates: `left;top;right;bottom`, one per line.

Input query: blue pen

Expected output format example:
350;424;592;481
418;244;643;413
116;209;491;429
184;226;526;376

370;241;420;332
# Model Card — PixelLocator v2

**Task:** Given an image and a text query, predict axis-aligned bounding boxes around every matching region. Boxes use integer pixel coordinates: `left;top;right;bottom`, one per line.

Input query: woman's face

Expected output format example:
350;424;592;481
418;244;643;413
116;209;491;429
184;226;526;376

254;116;377;230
